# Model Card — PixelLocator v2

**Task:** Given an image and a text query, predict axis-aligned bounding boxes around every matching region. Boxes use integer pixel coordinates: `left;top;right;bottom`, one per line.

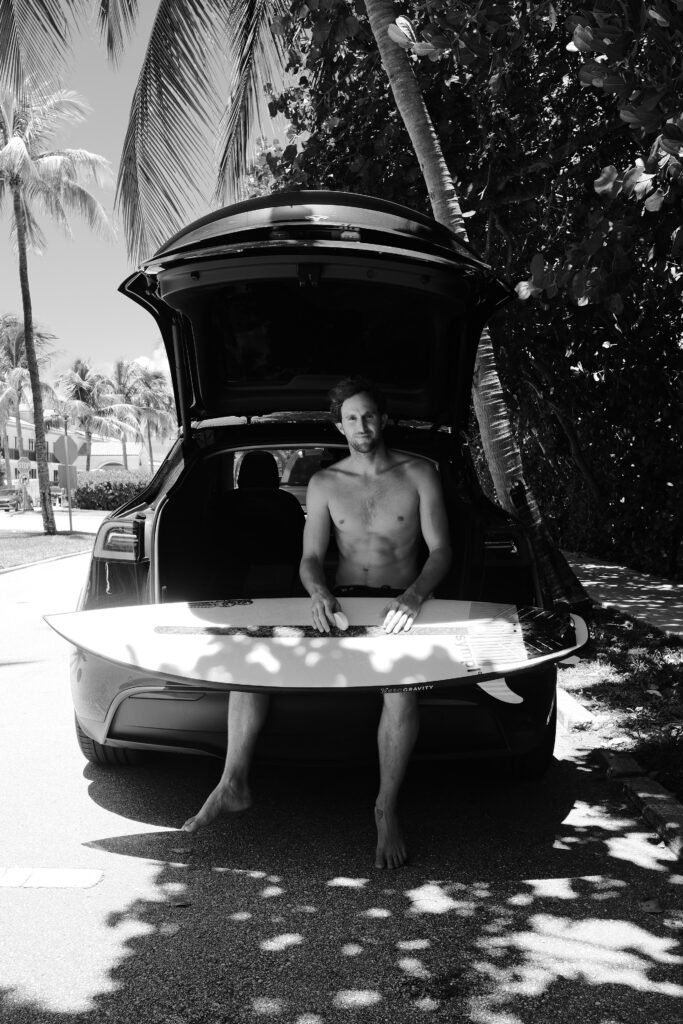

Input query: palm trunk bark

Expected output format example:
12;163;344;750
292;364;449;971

147;421;155;473
14;403;24;456
363;0;587;607
85;427;92;472
12;185;56;533
121;434;128;470
1;428;11;483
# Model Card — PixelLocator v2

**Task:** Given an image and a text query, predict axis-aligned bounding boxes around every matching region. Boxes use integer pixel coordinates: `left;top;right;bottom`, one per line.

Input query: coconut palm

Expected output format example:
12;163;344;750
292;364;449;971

55;358;131;471
127;364;176;473
0;364;56;508
0;85;114;533
107;359;150;471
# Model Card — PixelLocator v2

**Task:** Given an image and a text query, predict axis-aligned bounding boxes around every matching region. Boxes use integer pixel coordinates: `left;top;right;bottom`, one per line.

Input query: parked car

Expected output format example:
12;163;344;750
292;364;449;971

50;191;586;777
0;485;19;512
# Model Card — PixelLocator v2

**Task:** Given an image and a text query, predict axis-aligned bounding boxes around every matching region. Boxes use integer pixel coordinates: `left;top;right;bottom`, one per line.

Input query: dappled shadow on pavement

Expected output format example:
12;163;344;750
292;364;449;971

1;752;682;1023
566;555;683;636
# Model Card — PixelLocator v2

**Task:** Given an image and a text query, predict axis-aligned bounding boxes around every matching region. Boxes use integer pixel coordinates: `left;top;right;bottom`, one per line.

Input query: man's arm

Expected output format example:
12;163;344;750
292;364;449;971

300;472;341;633
383;462;452;634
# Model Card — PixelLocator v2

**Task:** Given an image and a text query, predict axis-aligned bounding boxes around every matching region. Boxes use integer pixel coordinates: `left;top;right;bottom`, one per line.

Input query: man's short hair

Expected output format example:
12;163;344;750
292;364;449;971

329;376;387;423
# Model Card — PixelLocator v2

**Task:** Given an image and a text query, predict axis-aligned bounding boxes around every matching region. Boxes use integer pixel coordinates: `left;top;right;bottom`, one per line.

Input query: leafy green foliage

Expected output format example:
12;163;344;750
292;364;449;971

261;0;682;578
73;469;151;511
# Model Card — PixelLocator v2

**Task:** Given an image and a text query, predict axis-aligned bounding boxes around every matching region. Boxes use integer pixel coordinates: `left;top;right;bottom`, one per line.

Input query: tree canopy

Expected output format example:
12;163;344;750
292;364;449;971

259;0;682;577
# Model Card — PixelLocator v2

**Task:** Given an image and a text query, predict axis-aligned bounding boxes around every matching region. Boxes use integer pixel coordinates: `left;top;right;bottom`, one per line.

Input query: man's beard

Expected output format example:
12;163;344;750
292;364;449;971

348;435;379;454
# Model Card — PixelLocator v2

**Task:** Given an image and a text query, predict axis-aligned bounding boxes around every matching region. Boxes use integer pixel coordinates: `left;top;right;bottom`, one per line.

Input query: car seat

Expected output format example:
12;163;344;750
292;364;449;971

216;451;306;597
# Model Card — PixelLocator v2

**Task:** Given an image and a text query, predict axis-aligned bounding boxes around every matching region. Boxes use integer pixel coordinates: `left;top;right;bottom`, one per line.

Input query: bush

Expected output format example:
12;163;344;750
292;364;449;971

73;469;151;511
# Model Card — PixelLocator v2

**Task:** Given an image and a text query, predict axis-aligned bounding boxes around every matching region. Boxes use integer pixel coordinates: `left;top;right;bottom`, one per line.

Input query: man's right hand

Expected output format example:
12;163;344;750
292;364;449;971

310;590;340;633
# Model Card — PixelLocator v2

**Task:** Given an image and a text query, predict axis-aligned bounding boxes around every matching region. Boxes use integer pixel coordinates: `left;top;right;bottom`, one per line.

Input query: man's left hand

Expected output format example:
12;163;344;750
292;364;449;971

382;589;423;634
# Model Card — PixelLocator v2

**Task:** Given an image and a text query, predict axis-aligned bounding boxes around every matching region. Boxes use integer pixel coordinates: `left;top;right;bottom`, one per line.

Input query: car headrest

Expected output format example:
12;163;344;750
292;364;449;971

237;450;280;489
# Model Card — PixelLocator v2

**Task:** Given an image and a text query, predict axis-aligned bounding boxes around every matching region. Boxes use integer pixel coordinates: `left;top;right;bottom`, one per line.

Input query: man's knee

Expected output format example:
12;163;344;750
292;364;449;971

382;690;419;718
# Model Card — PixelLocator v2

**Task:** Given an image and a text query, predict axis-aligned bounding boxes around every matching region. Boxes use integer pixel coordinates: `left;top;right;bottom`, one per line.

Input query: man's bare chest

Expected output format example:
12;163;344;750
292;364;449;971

329;478;419;534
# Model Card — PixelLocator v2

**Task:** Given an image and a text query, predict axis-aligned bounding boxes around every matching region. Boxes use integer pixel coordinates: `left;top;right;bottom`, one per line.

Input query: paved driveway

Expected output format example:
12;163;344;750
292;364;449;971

1;556;682;1023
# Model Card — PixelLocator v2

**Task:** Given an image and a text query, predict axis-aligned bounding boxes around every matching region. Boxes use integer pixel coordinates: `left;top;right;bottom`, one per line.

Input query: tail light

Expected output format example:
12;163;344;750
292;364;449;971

94;519;144;561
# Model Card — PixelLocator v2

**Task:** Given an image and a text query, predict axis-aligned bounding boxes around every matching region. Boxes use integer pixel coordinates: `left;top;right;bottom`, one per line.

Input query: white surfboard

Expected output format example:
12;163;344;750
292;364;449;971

45;598;588;693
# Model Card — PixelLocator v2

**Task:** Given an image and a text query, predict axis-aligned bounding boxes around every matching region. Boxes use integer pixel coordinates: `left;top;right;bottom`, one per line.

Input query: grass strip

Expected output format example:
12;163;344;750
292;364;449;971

0;531;95;570
560;605;683;803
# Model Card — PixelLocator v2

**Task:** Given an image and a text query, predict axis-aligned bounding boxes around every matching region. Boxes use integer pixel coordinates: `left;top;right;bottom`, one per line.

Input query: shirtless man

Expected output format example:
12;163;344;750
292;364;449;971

183;377;452;869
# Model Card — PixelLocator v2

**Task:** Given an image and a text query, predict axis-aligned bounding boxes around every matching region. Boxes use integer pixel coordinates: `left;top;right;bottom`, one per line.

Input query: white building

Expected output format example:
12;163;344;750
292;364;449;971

1;411;176;500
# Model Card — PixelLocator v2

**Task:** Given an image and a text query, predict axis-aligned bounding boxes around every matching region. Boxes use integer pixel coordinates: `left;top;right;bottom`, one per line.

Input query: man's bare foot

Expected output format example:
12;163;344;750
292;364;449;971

374;805;408;869
182;780;252;833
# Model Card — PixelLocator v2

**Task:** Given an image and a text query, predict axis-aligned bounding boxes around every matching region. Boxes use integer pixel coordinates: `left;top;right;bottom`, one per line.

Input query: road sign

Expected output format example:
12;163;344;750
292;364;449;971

54;434;80;465
16;457;31;480
57;464;78;491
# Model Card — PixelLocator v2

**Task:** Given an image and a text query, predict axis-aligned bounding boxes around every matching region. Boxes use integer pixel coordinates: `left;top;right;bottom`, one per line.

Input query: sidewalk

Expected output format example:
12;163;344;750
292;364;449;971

565;552;683;637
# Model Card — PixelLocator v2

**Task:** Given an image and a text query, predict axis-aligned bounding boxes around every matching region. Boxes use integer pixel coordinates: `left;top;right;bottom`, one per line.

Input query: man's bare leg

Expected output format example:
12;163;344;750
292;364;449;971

182;691;270;833
374;692;419;868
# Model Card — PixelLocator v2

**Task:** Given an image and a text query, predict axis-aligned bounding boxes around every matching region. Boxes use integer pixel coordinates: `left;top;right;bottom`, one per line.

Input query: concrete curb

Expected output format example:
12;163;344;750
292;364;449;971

0;549;92;575
556;685;595;730
594;750;683;861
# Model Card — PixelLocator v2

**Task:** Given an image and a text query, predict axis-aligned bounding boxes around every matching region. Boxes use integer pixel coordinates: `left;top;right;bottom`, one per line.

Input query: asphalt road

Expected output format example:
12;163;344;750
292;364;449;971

1;555;682;1024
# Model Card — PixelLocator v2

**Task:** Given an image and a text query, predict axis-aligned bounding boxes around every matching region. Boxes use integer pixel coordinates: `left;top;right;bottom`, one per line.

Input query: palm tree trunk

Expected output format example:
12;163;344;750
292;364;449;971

147;421;155;473
363;0;587;607
12;185;56;534
14;403;24;456
85;427;92;471
1;426;12;484
121;434;128;470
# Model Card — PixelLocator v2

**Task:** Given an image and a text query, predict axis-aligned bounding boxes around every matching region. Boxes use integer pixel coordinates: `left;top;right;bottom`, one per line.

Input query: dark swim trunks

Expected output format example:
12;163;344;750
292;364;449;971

333;585;402;599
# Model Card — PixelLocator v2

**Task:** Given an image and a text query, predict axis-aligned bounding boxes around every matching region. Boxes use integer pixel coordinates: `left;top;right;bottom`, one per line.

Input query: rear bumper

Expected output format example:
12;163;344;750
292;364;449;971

78;664;557;763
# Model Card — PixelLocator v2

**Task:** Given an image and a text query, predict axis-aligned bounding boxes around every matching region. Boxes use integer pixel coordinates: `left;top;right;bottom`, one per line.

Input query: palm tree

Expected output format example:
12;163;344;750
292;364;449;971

0;364;56;509
108;359;147;470
55;359;128;471
127;364;176;473
0;86;114;533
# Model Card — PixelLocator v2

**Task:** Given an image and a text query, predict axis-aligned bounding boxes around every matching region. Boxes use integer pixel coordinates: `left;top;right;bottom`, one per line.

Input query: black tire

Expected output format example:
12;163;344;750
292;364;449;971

74;715;144;766
508;702;557;781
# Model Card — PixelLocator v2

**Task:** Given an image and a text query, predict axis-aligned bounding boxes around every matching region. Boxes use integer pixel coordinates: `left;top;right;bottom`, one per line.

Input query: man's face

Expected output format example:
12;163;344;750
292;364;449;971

336;392;387;454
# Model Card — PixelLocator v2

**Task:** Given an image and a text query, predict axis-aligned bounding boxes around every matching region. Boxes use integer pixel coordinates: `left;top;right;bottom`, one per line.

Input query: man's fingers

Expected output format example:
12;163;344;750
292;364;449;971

382;606;414;634
312;607;331;633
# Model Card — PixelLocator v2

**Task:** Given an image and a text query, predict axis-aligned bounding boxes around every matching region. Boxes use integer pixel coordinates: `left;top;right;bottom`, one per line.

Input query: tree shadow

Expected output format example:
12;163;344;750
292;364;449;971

2;750;682;1023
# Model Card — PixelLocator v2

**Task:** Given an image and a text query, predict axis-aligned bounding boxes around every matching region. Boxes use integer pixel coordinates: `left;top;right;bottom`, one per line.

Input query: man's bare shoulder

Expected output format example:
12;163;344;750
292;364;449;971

390;451;438;482
308;459;352;492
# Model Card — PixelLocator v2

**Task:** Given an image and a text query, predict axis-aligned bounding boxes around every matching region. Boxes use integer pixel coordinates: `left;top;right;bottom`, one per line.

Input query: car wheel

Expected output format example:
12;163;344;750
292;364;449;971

74;715;144;766
508;702;557;781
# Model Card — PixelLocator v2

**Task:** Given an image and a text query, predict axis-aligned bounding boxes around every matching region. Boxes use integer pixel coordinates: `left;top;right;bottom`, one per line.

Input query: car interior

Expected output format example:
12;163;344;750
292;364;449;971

154;441;535;607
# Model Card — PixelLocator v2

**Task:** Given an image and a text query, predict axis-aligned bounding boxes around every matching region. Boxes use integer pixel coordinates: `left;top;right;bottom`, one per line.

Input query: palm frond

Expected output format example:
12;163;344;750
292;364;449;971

23;90;91;151
33;177;116;241
113;0;225;263
214;0;288;205
8;192;48;253
35;149;114;189
0;0;85;94
96;0;139;65
0;136;36;180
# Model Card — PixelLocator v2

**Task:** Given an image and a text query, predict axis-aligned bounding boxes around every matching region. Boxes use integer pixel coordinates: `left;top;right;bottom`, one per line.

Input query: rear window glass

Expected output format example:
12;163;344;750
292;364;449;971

178;277;462;416
286;453;324;486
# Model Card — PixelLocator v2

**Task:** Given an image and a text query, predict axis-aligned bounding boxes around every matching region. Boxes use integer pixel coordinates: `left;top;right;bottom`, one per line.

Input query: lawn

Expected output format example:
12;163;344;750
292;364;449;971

0;530;95;570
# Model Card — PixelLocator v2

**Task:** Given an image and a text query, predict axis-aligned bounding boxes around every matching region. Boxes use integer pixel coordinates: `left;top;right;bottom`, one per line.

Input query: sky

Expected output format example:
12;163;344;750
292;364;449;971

0;7;177;380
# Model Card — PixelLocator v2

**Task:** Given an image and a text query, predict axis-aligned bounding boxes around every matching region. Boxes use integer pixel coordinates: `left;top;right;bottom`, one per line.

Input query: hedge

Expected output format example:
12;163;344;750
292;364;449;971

73;469;152;511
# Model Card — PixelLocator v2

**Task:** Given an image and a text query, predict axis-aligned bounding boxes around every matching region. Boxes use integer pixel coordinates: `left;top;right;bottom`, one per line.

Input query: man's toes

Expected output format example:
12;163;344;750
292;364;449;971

181;816;199;833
